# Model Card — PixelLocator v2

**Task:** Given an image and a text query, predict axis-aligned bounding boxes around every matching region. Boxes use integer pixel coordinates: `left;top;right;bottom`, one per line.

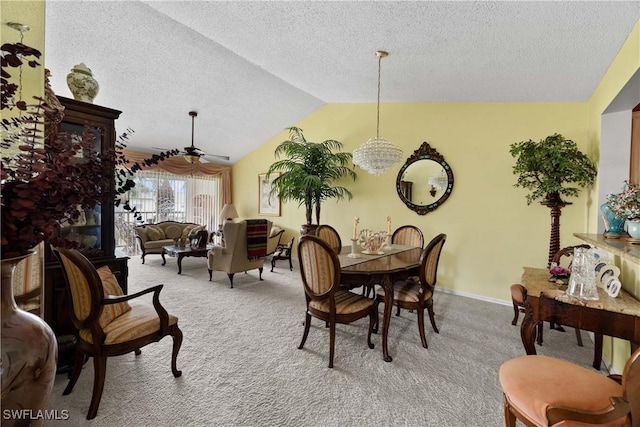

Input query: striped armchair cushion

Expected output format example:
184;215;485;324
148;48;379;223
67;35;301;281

79;303;178;345
310;290;373;314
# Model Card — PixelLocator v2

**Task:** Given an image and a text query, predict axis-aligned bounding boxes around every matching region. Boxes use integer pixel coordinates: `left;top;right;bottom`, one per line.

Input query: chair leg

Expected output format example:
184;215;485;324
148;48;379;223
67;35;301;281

417;308;428;349
63;349;86;396
328;321;335;368
396;304;401;316
537;321;544;345
86;356;107;420
208;269;213;281
427;302;439;333
171;326;183;377
258;267;264;280
504;399;517;427
574;328;583;347
298;312;311;349
372;297;382;334
511;302;520;325
367;309;376;349
228;273;235;288
134;349;141;355
288;256;293;271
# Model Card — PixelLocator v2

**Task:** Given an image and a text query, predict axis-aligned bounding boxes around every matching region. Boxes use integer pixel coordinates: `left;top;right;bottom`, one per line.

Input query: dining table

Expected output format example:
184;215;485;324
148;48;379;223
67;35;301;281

338;244;423;362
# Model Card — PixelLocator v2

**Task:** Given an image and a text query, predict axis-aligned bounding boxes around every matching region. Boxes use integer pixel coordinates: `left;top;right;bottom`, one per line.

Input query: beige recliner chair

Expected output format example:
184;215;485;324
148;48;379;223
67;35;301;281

207;220;273;288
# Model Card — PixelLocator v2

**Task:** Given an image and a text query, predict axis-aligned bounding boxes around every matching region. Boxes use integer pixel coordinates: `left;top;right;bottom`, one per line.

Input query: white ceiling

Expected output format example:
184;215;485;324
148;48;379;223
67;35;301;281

43;1;640;165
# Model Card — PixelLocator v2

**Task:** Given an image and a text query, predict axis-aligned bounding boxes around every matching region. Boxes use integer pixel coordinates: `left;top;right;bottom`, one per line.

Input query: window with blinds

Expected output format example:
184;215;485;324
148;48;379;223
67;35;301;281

115;170;221;253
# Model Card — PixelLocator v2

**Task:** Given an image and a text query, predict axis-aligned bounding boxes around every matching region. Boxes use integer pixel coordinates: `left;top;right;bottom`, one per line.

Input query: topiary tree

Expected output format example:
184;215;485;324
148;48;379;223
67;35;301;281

510;133;597;205
510;133;597;264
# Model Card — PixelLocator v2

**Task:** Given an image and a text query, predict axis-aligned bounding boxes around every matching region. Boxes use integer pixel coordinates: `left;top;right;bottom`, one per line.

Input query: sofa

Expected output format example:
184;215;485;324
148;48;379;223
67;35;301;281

208;219;274;288
134;221;206;264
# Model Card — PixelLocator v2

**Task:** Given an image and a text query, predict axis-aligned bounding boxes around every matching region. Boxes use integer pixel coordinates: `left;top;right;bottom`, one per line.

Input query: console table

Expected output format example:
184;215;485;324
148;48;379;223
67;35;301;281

520;267;640;369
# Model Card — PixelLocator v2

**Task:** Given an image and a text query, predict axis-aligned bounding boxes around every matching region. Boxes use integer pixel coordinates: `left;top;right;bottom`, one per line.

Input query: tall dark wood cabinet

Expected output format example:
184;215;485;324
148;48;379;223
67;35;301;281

44;96;129;337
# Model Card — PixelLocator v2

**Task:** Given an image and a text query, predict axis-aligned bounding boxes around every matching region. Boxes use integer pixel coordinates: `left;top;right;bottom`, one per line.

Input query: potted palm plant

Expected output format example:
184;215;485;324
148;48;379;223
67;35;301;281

509;133;597;263
266;127;357;234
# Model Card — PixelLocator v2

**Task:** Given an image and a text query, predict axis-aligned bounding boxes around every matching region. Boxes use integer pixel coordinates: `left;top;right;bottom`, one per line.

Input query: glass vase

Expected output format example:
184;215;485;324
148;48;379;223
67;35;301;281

567;247;599;300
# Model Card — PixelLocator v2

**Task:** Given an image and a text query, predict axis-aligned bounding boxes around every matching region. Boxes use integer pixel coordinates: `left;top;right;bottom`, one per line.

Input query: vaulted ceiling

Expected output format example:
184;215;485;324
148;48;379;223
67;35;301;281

44;1;640;165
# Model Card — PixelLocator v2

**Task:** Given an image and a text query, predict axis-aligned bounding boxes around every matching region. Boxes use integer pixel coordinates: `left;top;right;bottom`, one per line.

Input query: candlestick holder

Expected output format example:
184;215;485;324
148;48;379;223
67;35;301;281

348;238;360;258
385;233;393;250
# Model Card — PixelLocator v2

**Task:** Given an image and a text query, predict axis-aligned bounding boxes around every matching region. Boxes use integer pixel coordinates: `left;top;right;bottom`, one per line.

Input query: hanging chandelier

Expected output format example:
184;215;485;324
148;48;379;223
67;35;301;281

353;50;403;176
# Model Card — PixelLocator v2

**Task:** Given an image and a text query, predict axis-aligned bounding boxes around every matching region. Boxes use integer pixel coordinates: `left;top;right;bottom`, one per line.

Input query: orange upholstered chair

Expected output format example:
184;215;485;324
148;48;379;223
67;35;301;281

53;248;183;419
499;346;639;426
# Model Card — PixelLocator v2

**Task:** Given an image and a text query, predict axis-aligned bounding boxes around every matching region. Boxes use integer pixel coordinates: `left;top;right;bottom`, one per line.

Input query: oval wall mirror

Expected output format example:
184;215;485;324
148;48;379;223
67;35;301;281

396;141;454;215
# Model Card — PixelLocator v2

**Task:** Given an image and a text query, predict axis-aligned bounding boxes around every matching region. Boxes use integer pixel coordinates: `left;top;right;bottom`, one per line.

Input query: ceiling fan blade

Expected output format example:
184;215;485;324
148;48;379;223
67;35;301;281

203;153;230;161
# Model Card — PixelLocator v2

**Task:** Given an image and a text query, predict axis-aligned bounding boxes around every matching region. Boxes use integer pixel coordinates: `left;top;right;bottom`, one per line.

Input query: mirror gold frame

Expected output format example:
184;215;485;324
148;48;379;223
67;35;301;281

396;142;454;215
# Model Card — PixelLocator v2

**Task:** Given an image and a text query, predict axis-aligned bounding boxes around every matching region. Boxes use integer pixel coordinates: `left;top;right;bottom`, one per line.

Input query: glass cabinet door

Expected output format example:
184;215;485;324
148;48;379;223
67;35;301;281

58;121;103;252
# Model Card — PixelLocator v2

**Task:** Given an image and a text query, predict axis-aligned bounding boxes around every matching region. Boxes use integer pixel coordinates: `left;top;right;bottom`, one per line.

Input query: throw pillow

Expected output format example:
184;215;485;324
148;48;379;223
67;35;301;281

146;225;165;241
181;224;202;240
165;224;183;239
96;266;131;328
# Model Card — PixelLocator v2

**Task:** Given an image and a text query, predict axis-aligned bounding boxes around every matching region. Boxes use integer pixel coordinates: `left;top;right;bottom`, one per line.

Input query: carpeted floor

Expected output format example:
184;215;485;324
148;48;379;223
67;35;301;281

46;254;600;426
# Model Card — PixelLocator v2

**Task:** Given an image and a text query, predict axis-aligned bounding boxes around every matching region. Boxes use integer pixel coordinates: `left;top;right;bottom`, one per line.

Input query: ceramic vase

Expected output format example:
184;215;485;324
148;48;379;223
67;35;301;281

600;202;627;238
626;219;640;239
1;253;58;427
66;63;99;103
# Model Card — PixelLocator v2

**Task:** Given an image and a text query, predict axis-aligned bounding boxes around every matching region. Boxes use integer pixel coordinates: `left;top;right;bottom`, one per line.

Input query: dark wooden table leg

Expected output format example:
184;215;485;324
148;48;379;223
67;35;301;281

520;301;538;355
161;249;167;266
382;273;393;362
176;253;184;274
593;333;603;370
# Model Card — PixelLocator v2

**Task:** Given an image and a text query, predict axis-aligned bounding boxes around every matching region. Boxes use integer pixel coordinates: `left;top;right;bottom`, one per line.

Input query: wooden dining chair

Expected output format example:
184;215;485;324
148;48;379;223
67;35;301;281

53;248;183;419
499;346;640;427
392;225;424;248
315;224;342;254
374;233;446;348
297;235;377;368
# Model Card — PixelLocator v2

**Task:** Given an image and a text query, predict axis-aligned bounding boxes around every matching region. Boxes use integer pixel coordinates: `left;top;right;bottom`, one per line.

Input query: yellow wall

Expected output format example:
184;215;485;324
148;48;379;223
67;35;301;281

586;20;640;372
234;102;589;302
1;0;45;104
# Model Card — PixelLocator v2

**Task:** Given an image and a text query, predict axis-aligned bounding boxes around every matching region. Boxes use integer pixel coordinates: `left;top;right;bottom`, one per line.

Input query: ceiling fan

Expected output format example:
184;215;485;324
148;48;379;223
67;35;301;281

154;111;230;163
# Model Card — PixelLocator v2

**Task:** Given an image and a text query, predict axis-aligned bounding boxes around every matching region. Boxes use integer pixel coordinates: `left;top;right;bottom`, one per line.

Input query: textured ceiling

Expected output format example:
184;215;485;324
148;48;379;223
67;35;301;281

43;1;640;165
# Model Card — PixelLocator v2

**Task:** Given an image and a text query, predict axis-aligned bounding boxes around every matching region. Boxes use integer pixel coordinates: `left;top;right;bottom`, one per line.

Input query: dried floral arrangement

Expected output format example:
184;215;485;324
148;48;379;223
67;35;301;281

1;40;177;258
605;180;640;220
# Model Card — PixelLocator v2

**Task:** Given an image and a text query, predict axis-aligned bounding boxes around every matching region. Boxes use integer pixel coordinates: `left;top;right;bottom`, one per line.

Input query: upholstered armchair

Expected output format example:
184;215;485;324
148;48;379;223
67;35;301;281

52;248;183;420
207;219;273;288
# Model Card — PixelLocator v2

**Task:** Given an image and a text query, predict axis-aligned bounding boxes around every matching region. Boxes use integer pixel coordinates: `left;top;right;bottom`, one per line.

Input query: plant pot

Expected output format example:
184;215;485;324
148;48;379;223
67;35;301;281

1;253;57;426
600;202;627;238
626;219;640;240
300;224;318;236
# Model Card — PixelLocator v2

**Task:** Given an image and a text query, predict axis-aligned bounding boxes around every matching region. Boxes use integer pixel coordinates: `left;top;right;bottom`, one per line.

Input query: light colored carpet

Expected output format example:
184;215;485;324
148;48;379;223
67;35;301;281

46;254;600;426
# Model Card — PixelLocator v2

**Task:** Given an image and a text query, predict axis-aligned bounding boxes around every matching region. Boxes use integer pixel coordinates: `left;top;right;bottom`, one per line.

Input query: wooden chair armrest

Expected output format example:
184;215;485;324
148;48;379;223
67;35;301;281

15;287;41;304
546;397;629;425
103;284;169;334
607;374;623;384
